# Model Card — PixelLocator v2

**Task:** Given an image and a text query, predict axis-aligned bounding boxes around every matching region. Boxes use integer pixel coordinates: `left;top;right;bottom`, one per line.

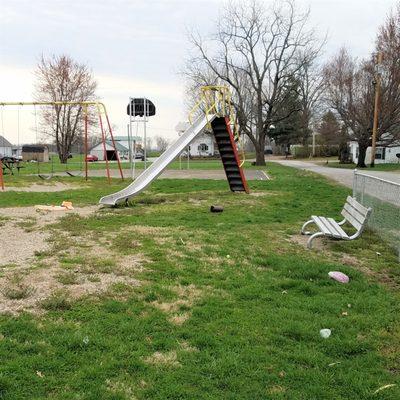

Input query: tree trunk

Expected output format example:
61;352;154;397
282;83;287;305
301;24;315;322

357;142;368;168
59;147;69;164
254;142;266;166
254;135;265;165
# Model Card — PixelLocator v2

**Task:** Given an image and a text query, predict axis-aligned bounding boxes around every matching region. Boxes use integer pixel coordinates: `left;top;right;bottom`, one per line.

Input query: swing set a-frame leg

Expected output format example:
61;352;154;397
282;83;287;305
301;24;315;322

0;159;4;190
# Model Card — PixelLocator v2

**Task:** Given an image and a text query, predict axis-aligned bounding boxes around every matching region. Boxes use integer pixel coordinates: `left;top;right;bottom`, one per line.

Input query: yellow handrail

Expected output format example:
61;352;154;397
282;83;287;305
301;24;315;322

188;86;245;167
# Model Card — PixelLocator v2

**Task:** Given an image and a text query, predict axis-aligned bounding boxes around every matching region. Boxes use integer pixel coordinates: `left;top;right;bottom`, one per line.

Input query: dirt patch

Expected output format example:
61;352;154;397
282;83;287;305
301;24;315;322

143;340;198;368
179;340;199;352
249;191;276;197
340;254;361;267
0;206;144;314
188;198;206;206
152;284;202;325
0;205;99;227
0;254;142;315
289;233;327;251
0;206;99;266
3;182;86;192
144;350;180;367
106;378;136;399
0;223;50;265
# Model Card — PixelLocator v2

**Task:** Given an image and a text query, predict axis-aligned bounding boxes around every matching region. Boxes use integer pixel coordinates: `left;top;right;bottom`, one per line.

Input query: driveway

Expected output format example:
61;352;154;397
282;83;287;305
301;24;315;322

270;159;400;188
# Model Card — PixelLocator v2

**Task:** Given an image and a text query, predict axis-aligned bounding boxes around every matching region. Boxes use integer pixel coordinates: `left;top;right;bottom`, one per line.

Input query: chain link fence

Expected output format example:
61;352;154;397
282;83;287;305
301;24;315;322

353;171;400;260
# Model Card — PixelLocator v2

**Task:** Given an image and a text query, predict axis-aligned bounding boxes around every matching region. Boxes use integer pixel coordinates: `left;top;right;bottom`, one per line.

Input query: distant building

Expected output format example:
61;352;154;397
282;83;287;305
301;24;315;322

113;136;142;151
89;140;127;161
189;132;216;157
22;145;49;162
349;136;400;164
0;135;12;157
175;122;216;157
89;136;143;161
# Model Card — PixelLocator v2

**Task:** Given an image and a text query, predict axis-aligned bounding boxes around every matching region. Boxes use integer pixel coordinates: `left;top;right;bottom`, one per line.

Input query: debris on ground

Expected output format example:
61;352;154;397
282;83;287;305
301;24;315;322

373;384;397;395
35;201;74;212
320;328;331;339
328;271;350;284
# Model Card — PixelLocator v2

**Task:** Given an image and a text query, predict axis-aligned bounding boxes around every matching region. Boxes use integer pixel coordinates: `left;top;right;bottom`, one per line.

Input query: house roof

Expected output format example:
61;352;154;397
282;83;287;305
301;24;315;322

105;140;128;151
113;135;141;142
0;135;12;147
89;140;134;152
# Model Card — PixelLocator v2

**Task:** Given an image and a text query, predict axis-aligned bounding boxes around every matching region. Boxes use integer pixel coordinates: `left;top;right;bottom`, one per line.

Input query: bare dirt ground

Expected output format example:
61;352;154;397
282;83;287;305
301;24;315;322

3;182;86;192
0;205;143;314
58;169;269;180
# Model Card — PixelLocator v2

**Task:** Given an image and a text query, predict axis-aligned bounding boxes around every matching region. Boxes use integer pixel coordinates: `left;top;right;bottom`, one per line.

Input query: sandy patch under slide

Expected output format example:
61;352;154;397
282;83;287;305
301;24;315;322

2;182;86;192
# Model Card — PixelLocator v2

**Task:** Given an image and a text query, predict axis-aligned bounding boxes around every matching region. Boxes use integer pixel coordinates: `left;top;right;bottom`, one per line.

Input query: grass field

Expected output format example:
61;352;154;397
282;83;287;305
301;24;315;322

3;156;237;176
0;163;399;399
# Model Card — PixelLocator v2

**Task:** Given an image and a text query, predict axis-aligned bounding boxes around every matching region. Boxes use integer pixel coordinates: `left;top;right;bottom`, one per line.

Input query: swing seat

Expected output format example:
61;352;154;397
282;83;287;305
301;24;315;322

38;174;52;180
65;171;83;177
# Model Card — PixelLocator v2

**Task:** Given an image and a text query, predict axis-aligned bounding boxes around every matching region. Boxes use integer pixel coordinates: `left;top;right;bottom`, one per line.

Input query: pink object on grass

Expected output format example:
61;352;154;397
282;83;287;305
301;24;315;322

328;271;350;284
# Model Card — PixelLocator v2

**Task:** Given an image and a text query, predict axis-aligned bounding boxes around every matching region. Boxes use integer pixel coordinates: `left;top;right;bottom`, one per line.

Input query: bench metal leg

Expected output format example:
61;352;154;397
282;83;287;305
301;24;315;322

307;232;324;249
301;220;315;235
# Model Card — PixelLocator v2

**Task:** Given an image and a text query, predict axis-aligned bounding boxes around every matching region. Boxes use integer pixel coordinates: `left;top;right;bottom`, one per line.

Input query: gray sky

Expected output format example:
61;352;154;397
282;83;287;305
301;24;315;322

0;0;397;145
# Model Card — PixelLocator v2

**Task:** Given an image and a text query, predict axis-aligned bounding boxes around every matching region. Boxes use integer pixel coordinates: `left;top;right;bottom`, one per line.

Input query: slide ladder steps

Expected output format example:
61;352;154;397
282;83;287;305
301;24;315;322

211;117;249;193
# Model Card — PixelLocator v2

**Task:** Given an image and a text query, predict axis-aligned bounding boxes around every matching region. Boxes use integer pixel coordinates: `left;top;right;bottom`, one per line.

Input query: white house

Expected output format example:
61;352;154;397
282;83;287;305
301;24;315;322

89;140;129;161
349;138;400;165
189;132;216;157
175;122;216;157
89;135;143;161
0;135;13;157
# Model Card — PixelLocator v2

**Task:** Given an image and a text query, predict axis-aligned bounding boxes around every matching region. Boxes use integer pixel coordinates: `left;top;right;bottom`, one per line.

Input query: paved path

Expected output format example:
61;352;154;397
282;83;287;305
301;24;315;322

55;169;268;181
270;159;400;188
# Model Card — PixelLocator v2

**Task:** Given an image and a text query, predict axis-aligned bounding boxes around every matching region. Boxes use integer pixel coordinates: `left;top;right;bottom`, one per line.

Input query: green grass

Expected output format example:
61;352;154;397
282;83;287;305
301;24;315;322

5;155;259;177
0;163;399;399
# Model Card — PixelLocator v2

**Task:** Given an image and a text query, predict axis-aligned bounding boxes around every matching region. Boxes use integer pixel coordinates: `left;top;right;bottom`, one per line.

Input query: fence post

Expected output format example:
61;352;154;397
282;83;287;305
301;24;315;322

353;169;357;198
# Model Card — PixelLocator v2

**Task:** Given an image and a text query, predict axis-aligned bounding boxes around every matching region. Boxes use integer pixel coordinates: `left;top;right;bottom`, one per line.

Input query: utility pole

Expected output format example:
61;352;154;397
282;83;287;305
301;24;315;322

370;52;383;168
312;130;316;157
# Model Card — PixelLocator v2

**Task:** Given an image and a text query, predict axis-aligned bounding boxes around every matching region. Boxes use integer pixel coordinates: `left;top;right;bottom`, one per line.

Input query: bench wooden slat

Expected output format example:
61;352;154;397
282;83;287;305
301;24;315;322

341;208;363;230
326;217;349;238
312;216;348;238
346;195;369;216
342;203;366;225
312;216;330;234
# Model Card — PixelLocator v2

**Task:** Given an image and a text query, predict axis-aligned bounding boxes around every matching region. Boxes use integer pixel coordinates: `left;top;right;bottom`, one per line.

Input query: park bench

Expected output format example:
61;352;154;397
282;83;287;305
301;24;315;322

301;196;372;249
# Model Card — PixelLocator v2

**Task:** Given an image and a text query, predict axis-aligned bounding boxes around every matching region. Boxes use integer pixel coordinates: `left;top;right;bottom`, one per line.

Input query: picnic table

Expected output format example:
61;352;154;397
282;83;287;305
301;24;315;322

0;156;24;175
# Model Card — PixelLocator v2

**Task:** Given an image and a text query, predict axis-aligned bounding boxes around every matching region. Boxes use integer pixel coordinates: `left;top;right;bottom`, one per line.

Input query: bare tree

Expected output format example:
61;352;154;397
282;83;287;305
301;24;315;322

323;49;374;167
184;0;322;165
297;58;326;141
34;55;97;163
155;135;170;152
323;4;400;167
375;4;400;143
324;49;400;166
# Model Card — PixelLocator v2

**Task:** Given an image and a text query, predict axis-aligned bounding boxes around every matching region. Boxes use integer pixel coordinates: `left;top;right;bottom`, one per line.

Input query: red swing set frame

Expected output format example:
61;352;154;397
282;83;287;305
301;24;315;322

0;101;124;190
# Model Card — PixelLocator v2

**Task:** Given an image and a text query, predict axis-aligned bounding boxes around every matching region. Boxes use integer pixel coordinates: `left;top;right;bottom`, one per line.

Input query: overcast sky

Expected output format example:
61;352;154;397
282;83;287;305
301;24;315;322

0;0;398;145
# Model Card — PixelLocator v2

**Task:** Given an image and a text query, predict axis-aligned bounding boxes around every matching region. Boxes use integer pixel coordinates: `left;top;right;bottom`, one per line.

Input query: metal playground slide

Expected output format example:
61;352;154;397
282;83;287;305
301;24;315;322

99;114;216;206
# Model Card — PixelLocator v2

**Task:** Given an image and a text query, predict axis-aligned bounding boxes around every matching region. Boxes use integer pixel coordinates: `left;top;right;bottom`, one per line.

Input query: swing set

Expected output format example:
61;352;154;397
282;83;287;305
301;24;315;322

0;101;124;190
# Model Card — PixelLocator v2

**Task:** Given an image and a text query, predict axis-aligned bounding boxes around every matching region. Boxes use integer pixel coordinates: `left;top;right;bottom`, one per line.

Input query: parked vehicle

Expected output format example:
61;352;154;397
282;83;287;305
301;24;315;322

134;153;145;161
85;154;99;162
